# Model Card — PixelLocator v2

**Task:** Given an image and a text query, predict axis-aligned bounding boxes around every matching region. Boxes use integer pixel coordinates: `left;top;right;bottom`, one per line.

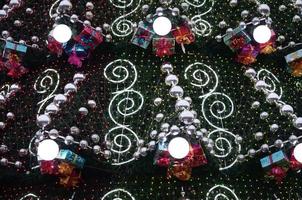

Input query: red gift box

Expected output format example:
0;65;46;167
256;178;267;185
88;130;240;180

74;27;103;50
40;160;59;175
172;26;195;45
153;37;175;57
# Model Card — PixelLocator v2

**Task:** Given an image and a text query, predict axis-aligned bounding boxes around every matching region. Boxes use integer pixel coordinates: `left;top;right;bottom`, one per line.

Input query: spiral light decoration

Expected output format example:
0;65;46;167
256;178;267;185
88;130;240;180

185;62;241;171
188;0;214;36
206;185;239;200
34;69;60;115
110;0;142;37
101;188;135;200
105;126;141;166
104;59;144;165
184;62;218;98
19;193;39;200
256;69;283;98
104;59;138;93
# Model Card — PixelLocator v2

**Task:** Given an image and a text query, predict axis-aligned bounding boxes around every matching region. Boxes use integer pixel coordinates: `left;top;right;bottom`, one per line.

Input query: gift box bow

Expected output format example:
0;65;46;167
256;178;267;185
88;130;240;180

172;26;195;45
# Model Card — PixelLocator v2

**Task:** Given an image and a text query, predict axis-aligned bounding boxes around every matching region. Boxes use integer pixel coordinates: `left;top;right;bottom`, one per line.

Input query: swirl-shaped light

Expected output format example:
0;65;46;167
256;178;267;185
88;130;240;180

185;0;207;7
189;0;214;36
104;59;138;93
101;188;135;200
257;69;283;98
184;62;218;98
206;185;239;200
105;125;140;166
202;92;234;129
110;0;141;37
108;90;144;126
208;129;241;170
34;69;60;115
109;0;134;8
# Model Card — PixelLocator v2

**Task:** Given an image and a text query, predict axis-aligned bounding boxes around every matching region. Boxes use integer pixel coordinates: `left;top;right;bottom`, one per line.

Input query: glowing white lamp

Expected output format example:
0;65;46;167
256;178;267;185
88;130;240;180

253;25;272;44
168;137;190;159
294;143;302;163
152;16;172;36
52;24;72;43
37;139;59;161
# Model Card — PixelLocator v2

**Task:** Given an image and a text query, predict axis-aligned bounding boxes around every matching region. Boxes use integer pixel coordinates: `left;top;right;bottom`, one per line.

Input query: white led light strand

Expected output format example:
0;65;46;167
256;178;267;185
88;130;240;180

206;185;239;200
104;59;145;165
34;69;60;115
189;0;215;36
110;0;142;37
185;62;241;171
101;188;135;200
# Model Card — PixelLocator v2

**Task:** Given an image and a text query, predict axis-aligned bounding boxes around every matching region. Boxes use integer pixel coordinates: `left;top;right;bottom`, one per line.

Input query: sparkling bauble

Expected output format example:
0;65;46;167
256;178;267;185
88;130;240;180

179;110;194;125
169;86;184;98
293;117;302;130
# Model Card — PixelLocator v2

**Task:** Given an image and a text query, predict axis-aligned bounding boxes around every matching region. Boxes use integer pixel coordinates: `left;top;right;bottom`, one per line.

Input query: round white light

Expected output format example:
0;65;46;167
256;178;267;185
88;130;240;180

294;143;302;163
152;16;172;36
37;139;59;161
253;25;272;44
52;24;72;43
168;137;190;159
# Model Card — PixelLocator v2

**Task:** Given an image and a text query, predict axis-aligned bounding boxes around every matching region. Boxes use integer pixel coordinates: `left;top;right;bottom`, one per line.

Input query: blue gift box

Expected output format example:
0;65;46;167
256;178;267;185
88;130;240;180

158;141;168;151
57;149;85;169
131;23;155;49
260;150;288;169
223;26;251;52
285;49;302;64
3;41;27;59
63;42;89;58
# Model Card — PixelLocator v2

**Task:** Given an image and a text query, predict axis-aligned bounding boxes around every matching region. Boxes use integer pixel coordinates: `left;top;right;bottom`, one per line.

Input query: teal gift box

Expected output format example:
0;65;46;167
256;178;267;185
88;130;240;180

131;23;155;49
285;49;302;64
260;150;289;169
3;41;27;59
223;26;251;52
158;141;168;151
57;149;85;169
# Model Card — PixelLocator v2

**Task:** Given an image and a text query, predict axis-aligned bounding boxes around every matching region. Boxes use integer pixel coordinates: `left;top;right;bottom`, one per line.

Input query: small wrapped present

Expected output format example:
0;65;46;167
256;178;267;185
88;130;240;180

172;25;195;45
153;37;175;57
223;27;251;52
58;162;81;188
260;150;289;169
58;162;75;175
47;36;63;56
4;53;28;78
261;151;289;183
267;166;288;183
64;43;90;68
40;160;59;175
289;149;302;171
167;161;192;181
258;30;276;55
3;41;27;59
236;44;259;65
154;142;171;167
190;144;207;167
131;23;155;49
57;149;85;169
74;27;103;50
59;170;81;188
285;49;302;77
